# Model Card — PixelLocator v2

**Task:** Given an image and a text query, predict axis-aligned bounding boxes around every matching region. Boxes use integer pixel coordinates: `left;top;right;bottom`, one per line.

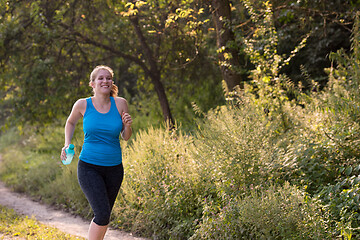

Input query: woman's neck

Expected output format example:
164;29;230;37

92;94;111;104
91;94;111;113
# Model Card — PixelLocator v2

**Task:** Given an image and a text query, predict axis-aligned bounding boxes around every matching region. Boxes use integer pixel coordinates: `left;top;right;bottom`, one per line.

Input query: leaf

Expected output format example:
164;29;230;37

345;166;353;176
262;76;271;83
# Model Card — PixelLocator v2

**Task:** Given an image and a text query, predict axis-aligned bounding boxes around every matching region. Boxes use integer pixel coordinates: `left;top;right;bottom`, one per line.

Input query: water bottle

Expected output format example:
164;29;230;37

62;144;75;165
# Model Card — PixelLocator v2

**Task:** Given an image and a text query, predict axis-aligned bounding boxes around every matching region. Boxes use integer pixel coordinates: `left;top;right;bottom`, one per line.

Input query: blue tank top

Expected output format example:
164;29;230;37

79;97;123;166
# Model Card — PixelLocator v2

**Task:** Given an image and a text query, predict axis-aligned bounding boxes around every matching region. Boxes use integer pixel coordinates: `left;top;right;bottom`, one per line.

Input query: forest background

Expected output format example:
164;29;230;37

1;0;360;239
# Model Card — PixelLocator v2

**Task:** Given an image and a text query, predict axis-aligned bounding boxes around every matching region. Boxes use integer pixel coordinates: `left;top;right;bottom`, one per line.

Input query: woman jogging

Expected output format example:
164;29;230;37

61;65;132;240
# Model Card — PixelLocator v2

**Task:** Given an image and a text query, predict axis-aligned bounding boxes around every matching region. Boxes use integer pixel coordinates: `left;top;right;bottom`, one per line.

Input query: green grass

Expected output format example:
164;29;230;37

0;204;84;240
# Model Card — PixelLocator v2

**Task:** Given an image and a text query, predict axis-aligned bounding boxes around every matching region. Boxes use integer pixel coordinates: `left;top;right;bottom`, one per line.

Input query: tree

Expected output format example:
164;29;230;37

0;1;92;127
1;0;214;128
56;1;177;125
210;0;243;91
208;0;358;91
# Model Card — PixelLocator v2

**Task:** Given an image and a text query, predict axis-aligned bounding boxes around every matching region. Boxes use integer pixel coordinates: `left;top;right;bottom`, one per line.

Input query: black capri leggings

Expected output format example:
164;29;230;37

77;160;124;226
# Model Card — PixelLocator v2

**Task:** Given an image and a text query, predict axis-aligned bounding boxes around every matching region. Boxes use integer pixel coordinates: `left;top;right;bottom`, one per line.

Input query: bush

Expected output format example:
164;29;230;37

114;126;202;239
1;94;335;239
0;123;87;215
191;183;330;240
112;96;334;239
278;12;360;238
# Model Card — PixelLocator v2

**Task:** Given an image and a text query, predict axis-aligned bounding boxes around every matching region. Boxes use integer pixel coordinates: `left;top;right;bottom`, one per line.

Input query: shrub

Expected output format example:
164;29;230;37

114;126;202;239
189;100;271;201
0;123;87;215
191;182;331;240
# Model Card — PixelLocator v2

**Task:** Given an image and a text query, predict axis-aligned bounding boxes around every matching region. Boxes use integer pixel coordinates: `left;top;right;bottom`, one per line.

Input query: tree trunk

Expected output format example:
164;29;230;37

211;0;243;91
129;15;174;126
150;71;174;127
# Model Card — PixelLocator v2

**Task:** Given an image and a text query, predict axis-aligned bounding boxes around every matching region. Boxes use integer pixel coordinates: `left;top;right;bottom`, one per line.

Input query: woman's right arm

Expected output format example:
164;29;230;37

61;99;86;161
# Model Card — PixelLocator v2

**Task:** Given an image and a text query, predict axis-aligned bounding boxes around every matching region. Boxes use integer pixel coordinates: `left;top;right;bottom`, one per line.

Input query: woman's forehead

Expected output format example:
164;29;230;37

96;69;112;77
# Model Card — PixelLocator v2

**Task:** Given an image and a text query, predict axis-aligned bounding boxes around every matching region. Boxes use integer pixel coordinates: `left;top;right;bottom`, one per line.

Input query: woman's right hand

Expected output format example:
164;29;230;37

60;145;68;162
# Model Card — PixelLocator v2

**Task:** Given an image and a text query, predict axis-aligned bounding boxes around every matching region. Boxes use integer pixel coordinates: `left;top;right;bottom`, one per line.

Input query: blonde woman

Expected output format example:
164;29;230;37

61;65;132;240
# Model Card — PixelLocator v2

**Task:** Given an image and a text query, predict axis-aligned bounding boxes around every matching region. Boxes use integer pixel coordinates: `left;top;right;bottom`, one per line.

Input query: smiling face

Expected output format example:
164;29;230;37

90;69;113;96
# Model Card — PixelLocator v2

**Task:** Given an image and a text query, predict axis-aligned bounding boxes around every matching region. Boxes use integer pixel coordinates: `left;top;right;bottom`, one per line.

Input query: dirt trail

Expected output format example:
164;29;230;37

0;180;147;240
0;153;147;239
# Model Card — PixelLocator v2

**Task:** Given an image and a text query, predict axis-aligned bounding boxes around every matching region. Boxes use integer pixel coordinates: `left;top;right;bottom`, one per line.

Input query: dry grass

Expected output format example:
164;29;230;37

0;205;84;240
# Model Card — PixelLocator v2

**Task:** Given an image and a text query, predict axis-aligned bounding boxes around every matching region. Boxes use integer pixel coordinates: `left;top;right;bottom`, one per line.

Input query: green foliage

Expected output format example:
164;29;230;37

309;12;360;237
0;122;88;216
114;126;201;239
1;0;355;131
267;12;360;238
111;95;333;239
271;0;357;87
191;183;330;240
0;0;224;131
0;97;333;239
2;2;360;240
0;1;93;128
191;100;270;197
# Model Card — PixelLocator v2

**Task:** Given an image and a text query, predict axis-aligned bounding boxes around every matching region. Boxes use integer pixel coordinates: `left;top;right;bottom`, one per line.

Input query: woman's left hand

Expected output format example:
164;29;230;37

122;112;132;127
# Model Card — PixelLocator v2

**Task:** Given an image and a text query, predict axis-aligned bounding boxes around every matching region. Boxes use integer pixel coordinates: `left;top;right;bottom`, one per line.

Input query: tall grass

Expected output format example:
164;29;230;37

191;183;330;240
0;97;333;239
0;121;88;215
111;94;332;239
114;126;201;238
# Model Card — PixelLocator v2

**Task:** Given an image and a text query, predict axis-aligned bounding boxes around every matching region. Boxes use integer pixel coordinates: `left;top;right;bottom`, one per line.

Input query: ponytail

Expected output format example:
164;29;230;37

111;83;118;97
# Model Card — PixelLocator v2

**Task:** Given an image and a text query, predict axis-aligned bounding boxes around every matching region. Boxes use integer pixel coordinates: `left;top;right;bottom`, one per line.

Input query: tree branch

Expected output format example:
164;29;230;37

58;22;151;75
128;15;159;77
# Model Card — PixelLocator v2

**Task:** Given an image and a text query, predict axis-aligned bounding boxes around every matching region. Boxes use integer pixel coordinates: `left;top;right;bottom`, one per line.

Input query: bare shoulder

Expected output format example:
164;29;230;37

114;97;127;104
73;98;87;115
74;98;87;108
114;97;129;113
114;97;128;107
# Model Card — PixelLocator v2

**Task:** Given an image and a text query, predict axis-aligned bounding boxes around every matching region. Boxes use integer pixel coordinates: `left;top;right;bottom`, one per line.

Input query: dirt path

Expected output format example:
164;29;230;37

0;181;147;240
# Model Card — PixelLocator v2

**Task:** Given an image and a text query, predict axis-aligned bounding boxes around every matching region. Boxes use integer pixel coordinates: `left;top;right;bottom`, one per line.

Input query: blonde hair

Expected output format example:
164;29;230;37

89;65;118;97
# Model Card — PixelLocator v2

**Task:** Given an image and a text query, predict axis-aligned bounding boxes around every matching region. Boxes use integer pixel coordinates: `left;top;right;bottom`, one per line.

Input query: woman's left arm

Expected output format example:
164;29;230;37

116;97;133;141
121;111;132;141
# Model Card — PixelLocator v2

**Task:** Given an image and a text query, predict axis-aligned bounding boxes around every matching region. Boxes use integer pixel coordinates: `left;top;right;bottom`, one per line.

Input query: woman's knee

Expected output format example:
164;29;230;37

93;211;111;226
